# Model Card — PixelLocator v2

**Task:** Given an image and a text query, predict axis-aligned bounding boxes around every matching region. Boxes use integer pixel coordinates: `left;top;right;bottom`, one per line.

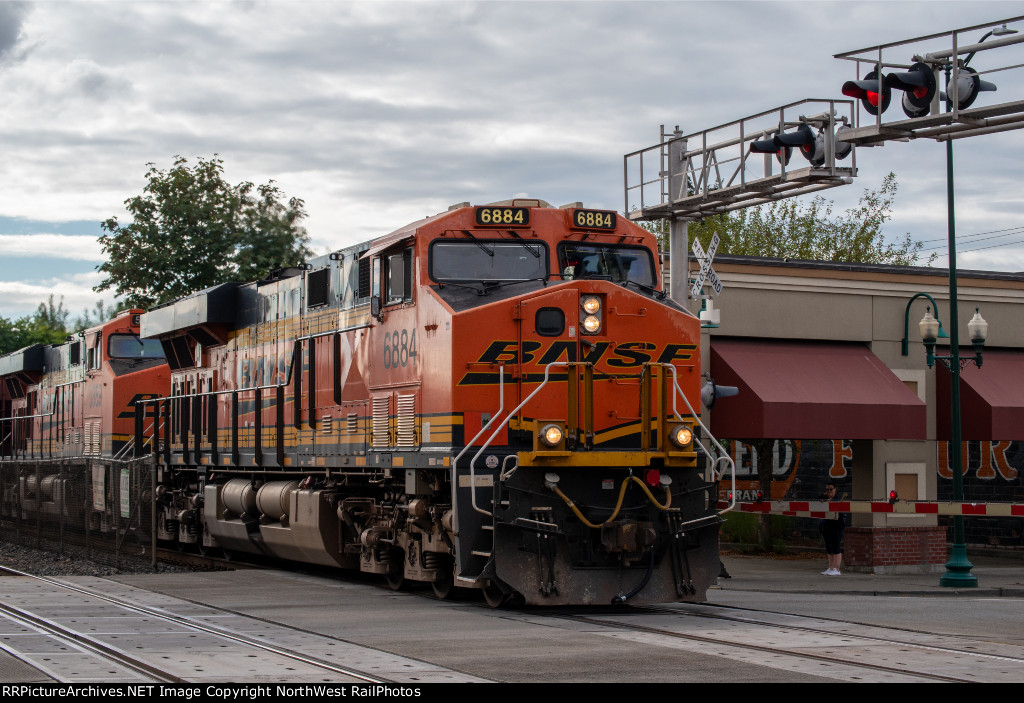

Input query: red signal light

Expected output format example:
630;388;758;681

644;469;661;488
886;62;937;118
842;69;891;116
889;490;899;505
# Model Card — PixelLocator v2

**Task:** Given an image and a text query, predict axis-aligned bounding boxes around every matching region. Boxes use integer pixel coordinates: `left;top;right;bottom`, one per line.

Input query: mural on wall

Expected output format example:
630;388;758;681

938;441;1024;547
715;439;1023;546
716;439;853;502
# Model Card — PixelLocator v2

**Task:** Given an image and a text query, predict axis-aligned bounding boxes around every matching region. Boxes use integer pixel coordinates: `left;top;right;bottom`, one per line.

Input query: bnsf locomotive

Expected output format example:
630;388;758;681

0;312;169;530
138;199;726;605
3;199;729;606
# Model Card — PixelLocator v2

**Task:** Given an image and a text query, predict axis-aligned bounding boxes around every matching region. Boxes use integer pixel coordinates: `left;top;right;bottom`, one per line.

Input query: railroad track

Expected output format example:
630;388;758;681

526;602;1024;683
0;564;478;683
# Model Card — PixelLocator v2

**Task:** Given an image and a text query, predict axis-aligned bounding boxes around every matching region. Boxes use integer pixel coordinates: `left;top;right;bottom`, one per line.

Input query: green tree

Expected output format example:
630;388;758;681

95;156;311;309
649;173;932;266
0;295;73;355
72;299;116;333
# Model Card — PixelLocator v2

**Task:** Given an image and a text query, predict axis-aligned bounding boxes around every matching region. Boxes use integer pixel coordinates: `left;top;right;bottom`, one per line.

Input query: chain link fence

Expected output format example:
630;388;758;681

0;456;156;571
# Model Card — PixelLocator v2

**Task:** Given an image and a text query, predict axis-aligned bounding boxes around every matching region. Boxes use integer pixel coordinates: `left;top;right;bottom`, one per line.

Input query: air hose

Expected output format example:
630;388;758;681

611;548;656;605
547;475;672;529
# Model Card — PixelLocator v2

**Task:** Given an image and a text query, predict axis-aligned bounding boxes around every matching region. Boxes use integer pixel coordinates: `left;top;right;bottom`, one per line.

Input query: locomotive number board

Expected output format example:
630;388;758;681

571;209;617;230
475;206;530;227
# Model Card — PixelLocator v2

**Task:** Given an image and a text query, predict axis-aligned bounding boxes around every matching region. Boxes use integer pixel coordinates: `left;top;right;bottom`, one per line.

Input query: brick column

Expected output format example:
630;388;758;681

844;526;948;574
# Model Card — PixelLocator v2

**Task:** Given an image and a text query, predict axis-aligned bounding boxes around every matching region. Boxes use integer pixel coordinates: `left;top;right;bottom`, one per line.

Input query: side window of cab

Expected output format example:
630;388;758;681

86;334;102;370
371;246;414;316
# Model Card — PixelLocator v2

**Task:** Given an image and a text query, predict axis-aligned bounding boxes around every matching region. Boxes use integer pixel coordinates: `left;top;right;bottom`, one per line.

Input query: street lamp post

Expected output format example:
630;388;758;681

925;24;1012;587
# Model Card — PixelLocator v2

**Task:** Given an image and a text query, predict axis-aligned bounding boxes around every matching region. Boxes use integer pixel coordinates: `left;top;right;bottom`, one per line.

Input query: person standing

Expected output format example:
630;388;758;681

820;481;846;576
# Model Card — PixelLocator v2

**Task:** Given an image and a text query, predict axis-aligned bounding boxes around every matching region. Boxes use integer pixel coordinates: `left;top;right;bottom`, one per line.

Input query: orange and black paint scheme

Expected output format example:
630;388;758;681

137;199;722;605
0;311;170;529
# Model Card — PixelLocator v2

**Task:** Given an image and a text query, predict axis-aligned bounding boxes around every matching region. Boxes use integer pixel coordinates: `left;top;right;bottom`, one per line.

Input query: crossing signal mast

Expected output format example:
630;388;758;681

834;16;1024;590
623;99;858;306
835;16;1024;145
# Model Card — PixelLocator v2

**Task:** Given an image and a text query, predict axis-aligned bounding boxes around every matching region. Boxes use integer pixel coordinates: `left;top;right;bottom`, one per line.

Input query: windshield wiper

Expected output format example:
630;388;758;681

434;276;549;296
507;230;541;258
460;230;494;257
620;279;666;300
433;279;496;296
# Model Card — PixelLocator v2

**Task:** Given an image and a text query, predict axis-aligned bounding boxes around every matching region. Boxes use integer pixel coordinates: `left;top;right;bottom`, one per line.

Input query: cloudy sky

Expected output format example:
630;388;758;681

1;0;1023;319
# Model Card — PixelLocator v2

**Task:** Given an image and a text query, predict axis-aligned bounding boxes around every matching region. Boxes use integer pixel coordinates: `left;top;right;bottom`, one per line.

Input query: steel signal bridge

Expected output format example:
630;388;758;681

623;99;858;303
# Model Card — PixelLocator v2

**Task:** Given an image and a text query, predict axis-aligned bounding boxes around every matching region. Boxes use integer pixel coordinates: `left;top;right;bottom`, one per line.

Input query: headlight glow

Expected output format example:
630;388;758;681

540;424;564;447
582;296;601;315
671;425;694;448
582;315;601;334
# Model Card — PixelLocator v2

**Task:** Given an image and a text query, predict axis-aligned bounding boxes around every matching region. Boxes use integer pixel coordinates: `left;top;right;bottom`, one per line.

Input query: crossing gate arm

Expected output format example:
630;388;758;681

717;499;1024;518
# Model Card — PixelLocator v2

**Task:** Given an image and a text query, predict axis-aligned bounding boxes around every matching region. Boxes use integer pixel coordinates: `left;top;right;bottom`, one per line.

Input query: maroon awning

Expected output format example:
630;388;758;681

937;349;1024;440
710;338;926;439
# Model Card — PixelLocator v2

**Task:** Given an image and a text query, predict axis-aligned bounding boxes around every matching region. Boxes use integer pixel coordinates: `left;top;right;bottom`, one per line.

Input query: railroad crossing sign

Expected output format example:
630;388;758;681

690;232;723;299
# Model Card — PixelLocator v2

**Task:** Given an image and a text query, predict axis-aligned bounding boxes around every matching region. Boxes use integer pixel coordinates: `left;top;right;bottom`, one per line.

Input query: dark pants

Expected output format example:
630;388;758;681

822;520;844;555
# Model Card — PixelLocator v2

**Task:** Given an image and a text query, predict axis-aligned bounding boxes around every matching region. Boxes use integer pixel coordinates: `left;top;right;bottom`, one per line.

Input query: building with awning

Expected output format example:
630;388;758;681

684;254;1024;572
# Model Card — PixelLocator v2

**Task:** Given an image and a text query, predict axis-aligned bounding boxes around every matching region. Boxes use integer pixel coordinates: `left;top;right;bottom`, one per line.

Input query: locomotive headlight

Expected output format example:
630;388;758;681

670;424;694;448
540;424;564;447
580;296;602;335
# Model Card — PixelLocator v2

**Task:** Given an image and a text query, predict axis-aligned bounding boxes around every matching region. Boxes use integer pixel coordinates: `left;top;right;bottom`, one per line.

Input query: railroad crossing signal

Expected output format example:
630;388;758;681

942;65;997;110
842;63;939;119
690;232;722;299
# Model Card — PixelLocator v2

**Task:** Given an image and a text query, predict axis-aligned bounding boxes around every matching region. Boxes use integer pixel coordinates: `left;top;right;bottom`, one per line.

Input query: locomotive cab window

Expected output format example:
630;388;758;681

558;243;656;287
372;247;414;307
108;334;166;360
87;335;102;370
429;240;548;283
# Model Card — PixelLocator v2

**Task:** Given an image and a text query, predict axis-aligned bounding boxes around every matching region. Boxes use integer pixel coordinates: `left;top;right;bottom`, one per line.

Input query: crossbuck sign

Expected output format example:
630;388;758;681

690;232;723;299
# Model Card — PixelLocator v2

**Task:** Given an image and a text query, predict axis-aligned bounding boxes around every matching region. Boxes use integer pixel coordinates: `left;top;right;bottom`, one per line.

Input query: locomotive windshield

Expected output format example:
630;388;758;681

429;240;548;282
558;243;656;287
107;334;166;360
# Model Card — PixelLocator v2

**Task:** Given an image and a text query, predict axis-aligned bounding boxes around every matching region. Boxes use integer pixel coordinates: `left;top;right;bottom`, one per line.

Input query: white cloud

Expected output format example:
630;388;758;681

0;0;1021;292
0;271;115;320
0;234;103;261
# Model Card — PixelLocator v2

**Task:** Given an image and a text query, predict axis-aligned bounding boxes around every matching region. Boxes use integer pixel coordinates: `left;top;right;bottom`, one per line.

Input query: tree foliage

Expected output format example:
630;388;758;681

95;156;311;309
651;173;933;266
0;295;113;356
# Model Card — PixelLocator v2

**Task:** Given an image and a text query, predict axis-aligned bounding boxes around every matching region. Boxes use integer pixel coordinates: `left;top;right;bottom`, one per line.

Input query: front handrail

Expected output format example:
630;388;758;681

452;365;506;518
659;362;736;517
463;361;570;518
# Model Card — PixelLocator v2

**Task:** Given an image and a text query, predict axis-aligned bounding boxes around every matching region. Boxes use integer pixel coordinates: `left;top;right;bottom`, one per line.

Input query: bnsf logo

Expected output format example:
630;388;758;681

117;393;161;419
458;340;694;386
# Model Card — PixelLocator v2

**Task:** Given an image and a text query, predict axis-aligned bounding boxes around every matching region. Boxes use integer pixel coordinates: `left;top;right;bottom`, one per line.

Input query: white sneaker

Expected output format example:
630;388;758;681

826;569;840;576
821;569;832;575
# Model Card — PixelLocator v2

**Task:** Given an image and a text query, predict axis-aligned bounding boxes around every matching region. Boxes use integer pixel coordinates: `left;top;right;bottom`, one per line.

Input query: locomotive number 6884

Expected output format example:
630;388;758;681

138;199;731;606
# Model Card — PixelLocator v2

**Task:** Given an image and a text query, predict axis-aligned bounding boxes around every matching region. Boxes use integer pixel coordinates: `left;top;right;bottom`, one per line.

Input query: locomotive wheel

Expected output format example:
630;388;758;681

431;571;456;600
385;571;406;591
482;580;507;608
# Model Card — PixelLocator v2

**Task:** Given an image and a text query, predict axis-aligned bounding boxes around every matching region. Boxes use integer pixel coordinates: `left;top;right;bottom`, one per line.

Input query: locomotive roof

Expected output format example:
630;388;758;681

0;344;46;378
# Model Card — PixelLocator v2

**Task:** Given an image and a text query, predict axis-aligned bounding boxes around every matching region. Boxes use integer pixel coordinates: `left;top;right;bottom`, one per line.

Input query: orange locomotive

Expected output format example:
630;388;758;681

139;199;724;605
0;311;169;529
